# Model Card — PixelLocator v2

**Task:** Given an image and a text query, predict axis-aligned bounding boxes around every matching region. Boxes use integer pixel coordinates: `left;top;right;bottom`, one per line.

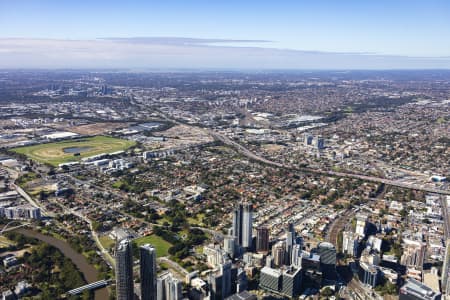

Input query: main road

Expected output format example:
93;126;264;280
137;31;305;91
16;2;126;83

135;101;450;195
67;206;115;268
12;183;51;215
208;130;450;196
325;209;353;245
441;196;450;239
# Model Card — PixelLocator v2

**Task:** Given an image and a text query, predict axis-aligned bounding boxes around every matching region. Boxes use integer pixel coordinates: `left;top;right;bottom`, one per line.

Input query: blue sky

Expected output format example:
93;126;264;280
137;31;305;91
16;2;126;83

1;0;450;69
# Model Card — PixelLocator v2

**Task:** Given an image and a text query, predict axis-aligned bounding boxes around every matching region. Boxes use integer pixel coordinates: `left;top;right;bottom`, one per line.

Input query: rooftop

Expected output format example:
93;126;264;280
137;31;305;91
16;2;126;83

261;266;281;278
400;278;441;300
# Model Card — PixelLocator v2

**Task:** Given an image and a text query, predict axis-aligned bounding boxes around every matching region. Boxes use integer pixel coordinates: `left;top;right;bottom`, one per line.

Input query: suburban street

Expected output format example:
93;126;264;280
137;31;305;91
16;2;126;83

209;130;450;196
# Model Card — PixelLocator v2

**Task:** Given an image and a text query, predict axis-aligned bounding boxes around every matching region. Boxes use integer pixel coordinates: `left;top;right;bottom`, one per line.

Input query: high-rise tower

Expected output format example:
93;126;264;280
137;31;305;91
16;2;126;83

232;205;242;246
241;203;253;249
443;239;450;295
256;226;270;254
232;202;253;250
285;222;296;265
314;242;337;283
116;238;134;300
157;272;182;300
272;241;286;267
291;244;302;268
140;244;157;300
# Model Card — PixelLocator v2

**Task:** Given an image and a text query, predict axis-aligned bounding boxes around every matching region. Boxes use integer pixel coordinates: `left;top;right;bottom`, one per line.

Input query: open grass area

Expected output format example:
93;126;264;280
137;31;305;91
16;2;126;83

156;216;171;225
194;245;204;255
0;235;15;247
134;234;172;257
16;172;38;186
98;235;115;250
11;136;135;166
187;213;205;226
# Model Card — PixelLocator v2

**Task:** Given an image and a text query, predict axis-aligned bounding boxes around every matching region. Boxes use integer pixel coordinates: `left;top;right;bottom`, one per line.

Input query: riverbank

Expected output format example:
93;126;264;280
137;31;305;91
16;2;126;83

13;228;109;300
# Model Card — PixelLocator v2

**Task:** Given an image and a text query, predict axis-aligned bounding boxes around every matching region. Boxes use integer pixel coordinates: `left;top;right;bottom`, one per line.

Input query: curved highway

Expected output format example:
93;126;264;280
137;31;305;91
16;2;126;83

209;130;450;196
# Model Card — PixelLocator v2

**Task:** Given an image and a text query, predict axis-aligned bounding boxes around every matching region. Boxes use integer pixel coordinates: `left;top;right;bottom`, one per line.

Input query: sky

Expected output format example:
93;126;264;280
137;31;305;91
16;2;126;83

1;0;450;69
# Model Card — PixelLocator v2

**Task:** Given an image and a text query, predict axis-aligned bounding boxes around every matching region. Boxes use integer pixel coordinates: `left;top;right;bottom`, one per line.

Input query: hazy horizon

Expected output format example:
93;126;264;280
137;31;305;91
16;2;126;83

1;0;450;69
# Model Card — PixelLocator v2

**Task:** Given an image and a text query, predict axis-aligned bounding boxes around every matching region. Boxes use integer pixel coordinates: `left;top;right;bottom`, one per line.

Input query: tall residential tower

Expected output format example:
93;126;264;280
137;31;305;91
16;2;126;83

256;226;270;254
140;244;157;300
232;202;253;250
116;238;134;300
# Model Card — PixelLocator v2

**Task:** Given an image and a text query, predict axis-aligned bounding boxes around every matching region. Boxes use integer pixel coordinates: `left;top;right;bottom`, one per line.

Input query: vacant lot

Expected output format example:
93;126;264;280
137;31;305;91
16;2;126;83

11;136;135;166
98;235;115;250
70;122;129;135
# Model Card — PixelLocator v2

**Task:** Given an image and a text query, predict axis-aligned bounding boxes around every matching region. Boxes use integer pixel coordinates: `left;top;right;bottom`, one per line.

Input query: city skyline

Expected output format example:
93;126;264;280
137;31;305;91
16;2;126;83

1;69;449;299
0;1;449;299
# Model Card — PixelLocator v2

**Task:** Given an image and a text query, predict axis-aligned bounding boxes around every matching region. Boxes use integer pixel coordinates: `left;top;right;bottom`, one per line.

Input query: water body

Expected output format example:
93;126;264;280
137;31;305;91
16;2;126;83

63;146;93;153
13;228;108;300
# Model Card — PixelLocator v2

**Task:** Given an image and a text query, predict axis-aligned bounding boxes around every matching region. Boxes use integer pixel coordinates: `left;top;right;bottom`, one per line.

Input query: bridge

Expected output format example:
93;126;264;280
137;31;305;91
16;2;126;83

67;279;111;296
0;221;30;235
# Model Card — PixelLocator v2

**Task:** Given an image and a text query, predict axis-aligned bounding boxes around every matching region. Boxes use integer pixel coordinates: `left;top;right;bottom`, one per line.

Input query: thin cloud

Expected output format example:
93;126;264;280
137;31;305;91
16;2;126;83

0;38;449;69
101;37;272;45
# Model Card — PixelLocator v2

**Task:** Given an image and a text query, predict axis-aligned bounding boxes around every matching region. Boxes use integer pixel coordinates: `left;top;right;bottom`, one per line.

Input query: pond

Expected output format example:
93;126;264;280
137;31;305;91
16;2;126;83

63;146;93;153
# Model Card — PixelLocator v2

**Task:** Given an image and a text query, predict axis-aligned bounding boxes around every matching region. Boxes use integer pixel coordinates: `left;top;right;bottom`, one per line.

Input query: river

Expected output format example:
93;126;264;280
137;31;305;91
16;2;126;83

13;228;109;300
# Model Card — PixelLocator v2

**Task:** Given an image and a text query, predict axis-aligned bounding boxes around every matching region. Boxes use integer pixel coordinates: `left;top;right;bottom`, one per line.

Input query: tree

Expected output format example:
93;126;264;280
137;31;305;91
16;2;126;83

81;290;91;300
376;280;398;295
321;287;334;297
39;190;48;200
47;168;56;176
400;208;408;218
92;220;102;231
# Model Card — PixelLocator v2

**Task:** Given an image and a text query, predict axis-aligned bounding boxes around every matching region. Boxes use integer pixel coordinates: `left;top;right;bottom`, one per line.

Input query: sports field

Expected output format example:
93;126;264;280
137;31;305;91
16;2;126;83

11;136;136;166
